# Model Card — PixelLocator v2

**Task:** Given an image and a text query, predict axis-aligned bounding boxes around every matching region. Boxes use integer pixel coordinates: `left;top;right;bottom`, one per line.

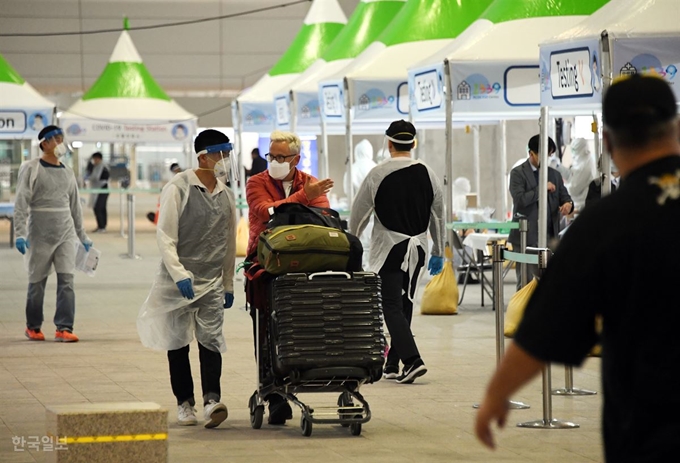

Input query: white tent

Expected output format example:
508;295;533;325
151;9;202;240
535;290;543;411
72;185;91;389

0;54;55;140
320;0;494;132
235;0;347;135
61;31;196;144
540;0;680;112
538;0;680;237
405;0;610;223
273;0;406;135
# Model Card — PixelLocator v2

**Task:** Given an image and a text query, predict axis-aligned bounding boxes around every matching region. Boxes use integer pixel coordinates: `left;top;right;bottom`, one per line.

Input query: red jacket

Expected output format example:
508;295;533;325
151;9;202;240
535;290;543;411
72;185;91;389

246;169;330;257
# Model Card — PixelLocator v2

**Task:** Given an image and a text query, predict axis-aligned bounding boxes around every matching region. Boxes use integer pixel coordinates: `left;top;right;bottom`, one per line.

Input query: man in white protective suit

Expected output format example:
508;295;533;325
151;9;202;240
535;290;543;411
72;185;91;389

138;129;237;429
566;138;597;211
344;139;377;266
14;125;92;343
350;120;445;385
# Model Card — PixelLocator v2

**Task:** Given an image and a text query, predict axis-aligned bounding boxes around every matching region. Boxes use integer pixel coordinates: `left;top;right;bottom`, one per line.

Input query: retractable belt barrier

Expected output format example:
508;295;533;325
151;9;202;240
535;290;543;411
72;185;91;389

500;245;580;430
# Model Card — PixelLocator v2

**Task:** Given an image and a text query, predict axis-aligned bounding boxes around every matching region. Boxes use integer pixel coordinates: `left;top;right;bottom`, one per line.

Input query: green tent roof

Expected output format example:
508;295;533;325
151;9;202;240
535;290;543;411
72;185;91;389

378;0;495;47
82;31;170;101
0;53;26;85
482;0;610;23
322;0;406;62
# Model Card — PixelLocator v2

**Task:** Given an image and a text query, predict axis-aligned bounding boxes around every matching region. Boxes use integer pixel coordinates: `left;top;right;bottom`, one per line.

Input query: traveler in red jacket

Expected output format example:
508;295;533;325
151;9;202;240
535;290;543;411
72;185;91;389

246;131;333;257
245;130;333;425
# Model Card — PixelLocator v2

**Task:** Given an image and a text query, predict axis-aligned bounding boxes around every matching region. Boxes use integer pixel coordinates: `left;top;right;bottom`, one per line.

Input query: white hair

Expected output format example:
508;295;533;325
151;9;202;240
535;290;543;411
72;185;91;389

269;130;301;155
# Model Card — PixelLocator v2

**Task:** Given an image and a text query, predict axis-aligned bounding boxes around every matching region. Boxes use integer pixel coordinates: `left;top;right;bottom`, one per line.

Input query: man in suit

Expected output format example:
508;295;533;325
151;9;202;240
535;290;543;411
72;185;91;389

508;135;573;288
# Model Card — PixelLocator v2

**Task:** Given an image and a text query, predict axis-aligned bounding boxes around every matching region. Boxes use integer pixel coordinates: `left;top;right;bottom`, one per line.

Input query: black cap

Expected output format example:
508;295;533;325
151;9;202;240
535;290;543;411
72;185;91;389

386;119;416;142
38;125;61;141
194;129;230;154
603;74;677;130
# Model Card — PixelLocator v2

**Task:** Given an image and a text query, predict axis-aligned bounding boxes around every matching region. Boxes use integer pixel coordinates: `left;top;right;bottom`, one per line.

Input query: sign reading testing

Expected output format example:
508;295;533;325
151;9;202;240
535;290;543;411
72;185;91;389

321;85;343;118
413;70;442;111
0;111;26;133
550;47;594;98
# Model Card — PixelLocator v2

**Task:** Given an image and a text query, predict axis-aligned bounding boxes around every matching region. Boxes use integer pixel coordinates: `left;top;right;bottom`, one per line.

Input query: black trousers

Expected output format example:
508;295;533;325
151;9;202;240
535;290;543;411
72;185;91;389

94;193;108;230
379;248;425;367
167;342;221;406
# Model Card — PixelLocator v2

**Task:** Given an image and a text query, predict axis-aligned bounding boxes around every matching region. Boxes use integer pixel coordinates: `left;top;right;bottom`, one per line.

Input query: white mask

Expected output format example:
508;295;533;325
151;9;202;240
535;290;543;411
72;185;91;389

215;157;230;178
54;142;67;157
268;160;291;180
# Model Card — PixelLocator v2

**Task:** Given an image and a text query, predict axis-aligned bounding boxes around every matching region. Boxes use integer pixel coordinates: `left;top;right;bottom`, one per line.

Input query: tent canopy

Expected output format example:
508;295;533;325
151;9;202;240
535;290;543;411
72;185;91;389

61;30;196;143
275;0;406;133
0;53;55;140
540;0;680;109
236;0;347;133
409;0;610;121
320;0;494;126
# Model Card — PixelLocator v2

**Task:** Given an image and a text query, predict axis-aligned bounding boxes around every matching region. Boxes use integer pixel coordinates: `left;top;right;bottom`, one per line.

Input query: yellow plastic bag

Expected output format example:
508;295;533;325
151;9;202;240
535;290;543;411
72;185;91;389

236;216;249;257
504;277;538;337
420;246;459;315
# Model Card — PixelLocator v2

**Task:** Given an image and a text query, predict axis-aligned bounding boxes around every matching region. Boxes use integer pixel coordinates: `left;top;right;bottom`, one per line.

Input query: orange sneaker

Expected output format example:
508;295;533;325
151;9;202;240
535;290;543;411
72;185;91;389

55;330;79;342
25;328;45;341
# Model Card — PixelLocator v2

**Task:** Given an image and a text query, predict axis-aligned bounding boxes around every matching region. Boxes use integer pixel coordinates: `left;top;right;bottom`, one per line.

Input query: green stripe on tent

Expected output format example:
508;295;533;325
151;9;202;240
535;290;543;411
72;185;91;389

379;0;495;47
0;53;25;85
269;22;345;76
482;0;610;23
322;1;405;62
82;62;170;101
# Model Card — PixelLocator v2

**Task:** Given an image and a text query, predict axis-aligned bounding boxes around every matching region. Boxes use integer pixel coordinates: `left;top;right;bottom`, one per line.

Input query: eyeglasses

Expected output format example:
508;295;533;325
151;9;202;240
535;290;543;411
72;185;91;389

266;153;296;163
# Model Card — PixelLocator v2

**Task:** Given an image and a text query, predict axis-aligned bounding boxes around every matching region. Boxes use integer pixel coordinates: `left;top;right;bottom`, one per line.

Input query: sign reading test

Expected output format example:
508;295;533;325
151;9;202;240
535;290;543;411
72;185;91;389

413;70;442;112
549;48;595;98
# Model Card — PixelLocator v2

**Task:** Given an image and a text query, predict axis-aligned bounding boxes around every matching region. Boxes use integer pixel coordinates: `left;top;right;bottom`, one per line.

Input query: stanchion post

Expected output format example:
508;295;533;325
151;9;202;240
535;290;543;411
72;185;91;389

518;248;578;429
553;365;597;396
119;190;126;238
519;218;528;288
473;244;529;410
120;193;140;260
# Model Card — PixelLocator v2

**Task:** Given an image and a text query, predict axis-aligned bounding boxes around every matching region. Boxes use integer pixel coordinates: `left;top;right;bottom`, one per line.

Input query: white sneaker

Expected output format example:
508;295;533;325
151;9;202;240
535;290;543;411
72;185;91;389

177;401;197;426
203;400;228;429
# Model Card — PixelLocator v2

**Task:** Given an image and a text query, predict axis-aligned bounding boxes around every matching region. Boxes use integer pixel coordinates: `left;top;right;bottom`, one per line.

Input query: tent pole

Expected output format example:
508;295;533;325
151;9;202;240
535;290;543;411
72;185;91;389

321;118;329;180
344;78;354;204
498;121;508;220
600;31;612;197
538;107;550;249
129;143;137;189
289;90;297;134
444;59;454;246
473;124;481;201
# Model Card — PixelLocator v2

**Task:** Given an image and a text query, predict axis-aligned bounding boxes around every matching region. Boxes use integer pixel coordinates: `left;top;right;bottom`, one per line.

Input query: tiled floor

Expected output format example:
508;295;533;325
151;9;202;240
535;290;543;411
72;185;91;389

0;209;604;462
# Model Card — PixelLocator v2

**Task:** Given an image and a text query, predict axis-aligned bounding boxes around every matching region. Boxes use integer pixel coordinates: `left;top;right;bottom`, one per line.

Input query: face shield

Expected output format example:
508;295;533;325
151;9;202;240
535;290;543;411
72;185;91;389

198;142;239;182
39;128;69;157
382;132;417;156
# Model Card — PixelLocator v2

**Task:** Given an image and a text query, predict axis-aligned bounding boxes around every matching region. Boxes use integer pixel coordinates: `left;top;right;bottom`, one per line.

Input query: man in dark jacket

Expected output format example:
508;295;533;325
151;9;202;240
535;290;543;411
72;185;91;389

508;135;573;287
245;148;267;179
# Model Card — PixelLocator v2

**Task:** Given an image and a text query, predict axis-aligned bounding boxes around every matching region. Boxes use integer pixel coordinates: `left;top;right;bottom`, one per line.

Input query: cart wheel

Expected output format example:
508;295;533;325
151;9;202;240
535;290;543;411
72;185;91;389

350;422;362;436
337;392;353;428
251;405;264;429
301;416;313;437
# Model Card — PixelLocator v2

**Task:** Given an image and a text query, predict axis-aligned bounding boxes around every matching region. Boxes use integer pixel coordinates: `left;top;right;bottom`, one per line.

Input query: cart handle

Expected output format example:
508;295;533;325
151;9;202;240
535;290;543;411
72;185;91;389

308;271;351;280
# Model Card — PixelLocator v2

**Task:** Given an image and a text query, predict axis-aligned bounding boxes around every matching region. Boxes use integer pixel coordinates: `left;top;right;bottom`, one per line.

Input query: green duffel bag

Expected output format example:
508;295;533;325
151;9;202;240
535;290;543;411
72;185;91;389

258;224;352;275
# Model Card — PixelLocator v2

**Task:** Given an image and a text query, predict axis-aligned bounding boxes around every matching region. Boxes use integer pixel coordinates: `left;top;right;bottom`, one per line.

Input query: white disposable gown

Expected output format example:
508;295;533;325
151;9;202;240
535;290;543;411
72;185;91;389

349;157;445;299
344;139;377;267
137;170;236;352
566;138;597;211
14;159;89;282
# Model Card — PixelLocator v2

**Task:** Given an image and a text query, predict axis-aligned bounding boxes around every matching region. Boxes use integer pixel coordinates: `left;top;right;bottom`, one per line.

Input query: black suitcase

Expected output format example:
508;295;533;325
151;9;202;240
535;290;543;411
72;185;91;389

269;272;385;379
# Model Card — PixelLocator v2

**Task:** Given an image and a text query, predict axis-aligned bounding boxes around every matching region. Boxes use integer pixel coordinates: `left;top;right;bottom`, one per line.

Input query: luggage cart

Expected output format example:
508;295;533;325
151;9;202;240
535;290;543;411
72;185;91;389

248;271;385;437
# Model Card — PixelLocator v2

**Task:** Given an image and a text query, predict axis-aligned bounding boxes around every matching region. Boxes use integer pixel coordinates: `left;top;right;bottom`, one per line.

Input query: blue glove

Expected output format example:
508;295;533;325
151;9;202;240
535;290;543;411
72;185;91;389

176;278;195;300
16;238;29;255
223;292;234;309
428;256;444;276
83;240;93;252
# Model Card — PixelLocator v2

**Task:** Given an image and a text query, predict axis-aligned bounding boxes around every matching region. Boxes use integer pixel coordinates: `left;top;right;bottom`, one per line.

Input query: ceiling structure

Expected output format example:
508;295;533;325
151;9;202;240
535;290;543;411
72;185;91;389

0;0;360;126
